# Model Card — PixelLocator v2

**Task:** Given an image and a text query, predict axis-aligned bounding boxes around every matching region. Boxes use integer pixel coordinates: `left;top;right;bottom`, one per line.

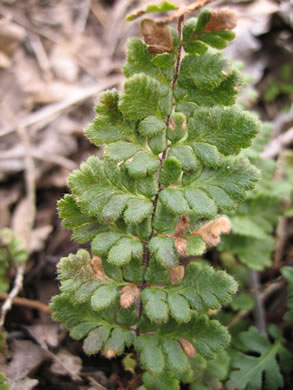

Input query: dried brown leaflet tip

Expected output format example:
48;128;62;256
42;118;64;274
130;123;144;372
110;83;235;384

90;256;110;281
179;338;196;358
140;19;173;53
204;9;237;33
120;284;140;308
169;118;177;130
208;309;219;316
174;215;190;256
163;216;190;256
175;215;190;237
169;265;185;284
192;217;232;247
175;237;187;257
104;349;116;359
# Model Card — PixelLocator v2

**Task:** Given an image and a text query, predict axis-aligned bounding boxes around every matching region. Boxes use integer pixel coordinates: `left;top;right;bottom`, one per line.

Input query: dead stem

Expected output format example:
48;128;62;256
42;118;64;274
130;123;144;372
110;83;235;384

157;0;216;24
261;126;293;159
228;277;285;329
0;294;51;314
248;269;267;334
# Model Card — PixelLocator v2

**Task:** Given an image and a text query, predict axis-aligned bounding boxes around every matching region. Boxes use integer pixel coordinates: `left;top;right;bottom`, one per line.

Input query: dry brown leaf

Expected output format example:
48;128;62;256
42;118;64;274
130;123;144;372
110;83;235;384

24;323;59;349
0;52;11;69
140;19;173;53
91;256;110;281
25;82;74;107
30;225;53;253
50;46;79;83
120;284;140;308
203;9;237;33
179;338;196;358
0;187;20;228
11;198;35;251
4;340;46;381
175;215;190;237
169;265;185;284
50;349;82;377
192;217;231;247
9;378;39;390
0;20;26;57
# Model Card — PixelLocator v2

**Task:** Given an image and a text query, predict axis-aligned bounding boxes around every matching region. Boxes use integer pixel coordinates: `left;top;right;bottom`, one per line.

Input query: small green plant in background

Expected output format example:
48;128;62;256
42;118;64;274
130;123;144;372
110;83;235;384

0;228;28;390
263;63;293;110
219;122;283;271
0;228;28;295
0;373;10;390
212;122;293;390
282;267;293;325
49;2;293;388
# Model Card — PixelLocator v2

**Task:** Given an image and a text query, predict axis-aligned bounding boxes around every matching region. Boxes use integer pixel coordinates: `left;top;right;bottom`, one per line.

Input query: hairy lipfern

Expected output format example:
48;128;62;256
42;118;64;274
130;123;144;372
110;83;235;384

50;4;262;388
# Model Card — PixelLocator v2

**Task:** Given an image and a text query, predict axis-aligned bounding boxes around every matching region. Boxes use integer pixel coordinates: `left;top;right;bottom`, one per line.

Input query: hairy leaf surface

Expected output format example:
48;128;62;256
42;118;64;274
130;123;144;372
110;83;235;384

187;106;260;156
119;73;172;120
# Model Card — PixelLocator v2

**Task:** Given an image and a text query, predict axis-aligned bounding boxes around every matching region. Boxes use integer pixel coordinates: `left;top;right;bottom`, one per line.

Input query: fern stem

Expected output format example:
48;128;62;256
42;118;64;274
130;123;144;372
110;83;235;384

144;14;185;264
170;15;185;93
138;15;186;323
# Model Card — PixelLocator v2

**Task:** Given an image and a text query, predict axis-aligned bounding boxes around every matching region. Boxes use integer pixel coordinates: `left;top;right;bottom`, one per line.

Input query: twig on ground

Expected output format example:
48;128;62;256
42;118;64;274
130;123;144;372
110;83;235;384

75;0;90;34
0;144;77;170
261;127;293;159
228;278;285;329
0;75;122;137
0;264;26;328
43;348;82;382
274;217;287;269
89;0;108;29
106;0;136;59
0;5;99;80
28;151;77;170
29;33;53;81
14;126;36;244
0;294;51;314
273;105;293;137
